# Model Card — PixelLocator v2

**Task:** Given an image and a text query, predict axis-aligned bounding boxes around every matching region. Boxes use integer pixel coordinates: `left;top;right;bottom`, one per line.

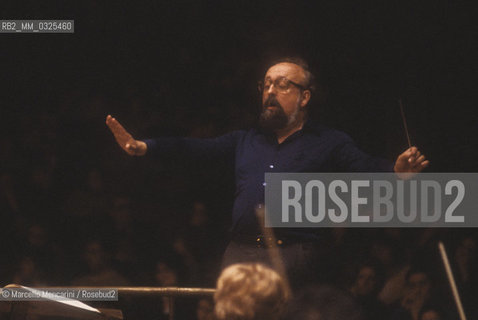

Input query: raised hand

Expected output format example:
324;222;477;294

394;146;429;179
106;115;147;156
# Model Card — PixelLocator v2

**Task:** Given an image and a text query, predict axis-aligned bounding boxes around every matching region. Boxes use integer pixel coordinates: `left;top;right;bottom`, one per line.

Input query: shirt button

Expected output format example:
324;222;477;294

269;164;274;168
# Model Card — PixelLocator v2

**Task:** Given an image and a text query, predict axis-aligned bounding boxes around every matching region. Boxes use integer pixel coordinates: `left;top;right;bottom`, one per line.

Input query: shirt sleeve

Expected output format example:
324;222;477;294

331;132;394;172
142;130;244;164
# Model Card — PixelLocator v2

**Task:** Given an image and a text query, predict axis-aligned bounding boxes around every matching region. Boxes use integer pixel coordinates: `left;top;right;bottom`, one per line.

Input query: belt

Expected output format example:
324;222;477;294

232;233;298;248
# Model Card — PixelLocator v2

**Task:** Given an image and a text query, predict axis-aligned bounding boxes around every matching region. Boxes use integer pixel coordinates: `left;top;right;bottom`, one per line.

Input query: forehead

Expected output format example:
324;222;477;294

265;62;306;82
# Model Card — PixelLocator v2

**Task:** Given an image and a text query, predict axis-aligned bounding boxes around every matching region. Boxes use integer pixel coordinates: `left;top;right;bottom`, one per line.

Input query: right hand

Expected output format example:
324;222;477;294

106;115;147;156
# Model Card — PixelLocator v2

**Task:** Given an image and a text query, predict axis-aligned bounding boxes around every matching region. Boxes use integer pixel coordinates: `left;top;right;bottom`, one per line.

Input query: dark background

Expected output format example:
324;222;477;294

2;1;477;170
0;1;477;318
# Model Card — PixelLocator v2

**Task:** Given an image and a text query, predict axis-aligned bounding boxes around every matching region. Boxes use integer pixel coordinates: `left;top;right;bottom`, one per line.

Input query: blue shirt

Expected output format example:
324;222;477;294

144;122;393;239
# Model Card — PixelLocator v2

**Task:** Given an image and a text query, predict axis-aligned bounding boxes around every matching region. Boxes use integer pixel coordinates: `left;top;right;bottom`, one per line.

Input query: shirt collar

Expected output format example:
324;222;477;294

256;120;316;145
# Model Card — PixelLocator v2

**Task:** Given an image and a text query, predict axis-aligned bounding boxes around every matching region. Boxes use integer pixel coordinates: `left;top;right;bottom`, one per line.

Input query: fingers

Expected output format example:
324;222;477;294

106;115;127;135
395;146;430;177
416;155;425;163
106;114;117;132
106;115;132;141
396;146;430;176
409;151;422;163
409;148;429;171
125;143;137;151
106;114;139;155
406;146;417;157
406;146;427;164
105;115;116;129
406;147;419;163
124;143;139;156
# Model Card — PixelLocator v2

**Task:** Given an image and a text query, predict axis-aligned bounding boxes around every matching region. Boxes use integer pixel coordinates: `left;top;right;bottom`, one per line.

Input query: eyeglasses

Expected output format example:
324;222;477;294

258;76;308;93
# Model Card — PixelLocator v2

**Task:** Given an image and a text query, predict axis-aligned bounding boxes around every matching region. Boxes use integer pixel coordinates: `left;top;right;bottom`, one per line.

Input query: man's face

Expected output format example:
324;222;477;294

260;62;310;131
407;273;431;301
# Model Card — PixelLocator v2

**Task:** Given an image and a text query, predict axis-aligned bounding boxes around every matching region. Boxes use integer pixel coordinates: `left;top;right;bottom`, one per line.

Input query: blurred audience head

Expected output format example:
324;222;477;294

12;256;44;286
349;260;385;298
155;261;179;287
83;240;108;271
405;269;431;301
87;169;104;193
420;307;444;320
109;195;132;231
371;239;407;270
400;268;433;316
214;263;289;320
197;298;215;320
286;285;363;320
27;224;48;248
455;235;476;266
190;201;208;227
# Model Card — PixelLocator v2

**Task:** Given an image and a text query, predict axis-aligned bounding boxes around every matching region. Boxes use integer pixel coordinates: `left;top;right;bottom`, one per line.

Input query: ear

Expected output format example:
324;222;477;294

300;90;311;108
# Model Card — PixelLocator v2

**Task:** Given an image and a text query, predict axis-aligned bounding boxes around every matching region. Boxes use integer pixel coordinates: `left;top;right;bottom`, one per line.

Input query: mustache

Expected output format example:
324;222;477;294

263;96;282;109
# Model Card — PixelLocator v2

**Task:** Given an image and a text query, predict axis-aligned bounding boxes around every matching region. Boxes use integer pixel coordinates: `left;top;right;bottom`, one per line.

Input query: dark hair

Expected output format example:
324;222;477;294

353;259;386;294
267;57;316;92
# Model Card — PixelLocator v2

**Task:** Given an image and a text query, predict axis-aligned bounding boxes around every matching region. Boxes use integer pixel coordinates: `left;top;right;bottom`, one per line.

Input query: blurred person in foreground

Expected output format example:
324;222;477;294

214;263;289;320
106;57;429;285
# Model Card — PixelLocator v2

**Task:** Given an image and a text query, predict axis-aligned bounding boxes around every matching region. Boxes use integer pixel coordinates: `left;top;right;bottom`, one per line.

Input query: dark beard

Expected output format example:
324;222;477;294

259;96;288;131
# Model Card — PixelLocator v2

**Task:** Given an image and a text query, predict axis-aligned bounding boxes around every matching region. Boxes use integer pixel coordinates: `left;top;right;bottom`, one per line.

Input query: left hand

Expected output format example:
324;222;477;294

394;146;429;179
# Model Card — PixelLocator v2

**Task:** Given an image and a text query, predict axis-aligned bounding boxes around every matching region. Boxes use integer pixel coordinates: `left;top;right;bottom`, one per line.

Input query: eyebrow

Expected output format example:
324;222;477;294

264;76;286;81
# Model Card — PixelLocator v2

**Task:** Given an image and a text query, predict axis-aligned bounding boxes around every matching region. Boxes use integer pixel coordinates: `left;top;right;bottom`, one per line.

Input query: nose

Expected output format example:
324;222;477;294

266;83;277;94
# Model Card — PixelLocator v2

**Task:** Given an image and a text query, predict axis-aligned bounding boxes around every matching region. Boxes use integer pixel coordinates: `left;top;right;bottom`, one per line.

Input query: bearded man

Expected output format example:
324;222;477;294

106;57;428;285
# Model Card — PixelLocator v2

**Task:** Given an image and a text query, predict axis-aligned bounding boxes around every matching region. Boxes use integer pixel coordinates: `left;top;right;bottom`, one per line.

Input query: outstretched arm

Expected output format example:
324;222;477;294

106;115;147;156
